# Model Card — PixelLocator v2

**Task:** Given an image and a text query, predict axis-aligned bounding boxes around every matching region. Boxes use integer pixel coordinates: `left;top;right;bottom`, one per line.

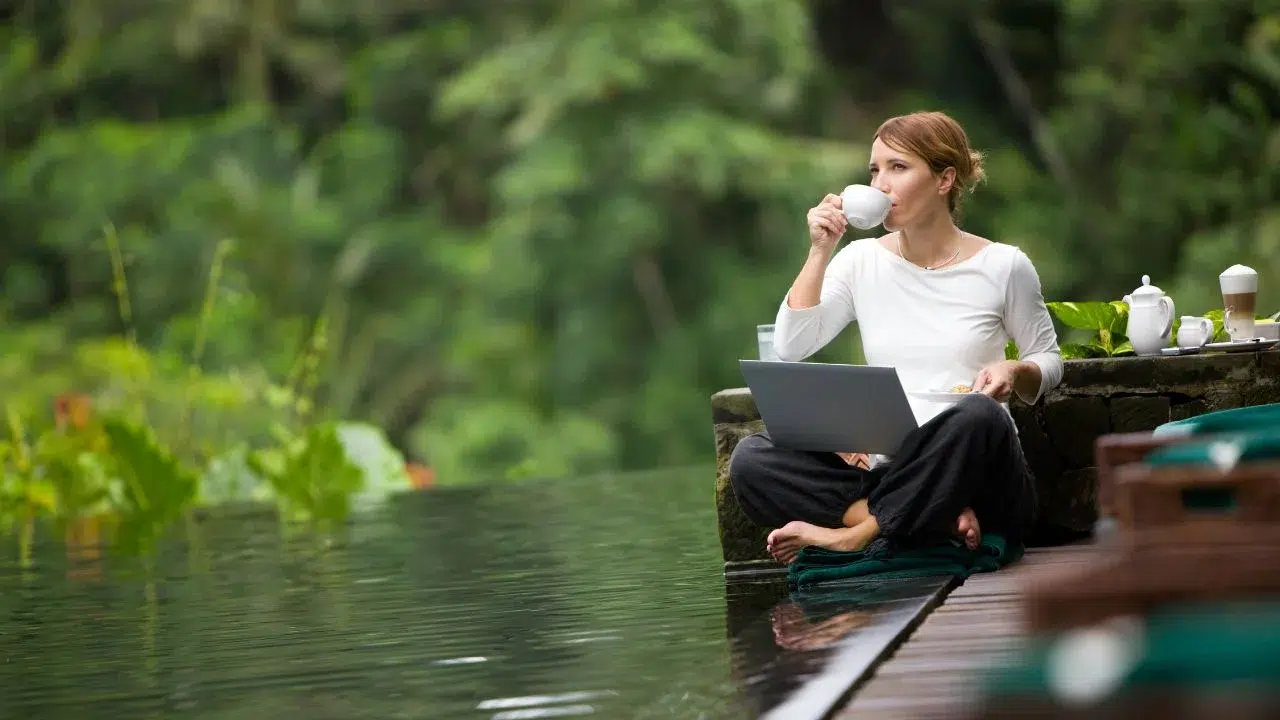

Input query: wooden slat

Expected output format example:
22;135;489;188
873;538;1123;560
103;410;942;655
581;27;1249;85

836;542;1101;719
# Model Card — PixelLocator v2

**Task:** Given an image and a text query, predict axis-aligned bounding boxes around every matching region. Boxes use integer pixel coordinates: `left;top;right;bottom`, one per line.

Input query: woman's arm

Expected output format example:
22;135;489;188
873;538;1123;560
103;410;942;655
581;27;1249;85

786;245;837;310
772;245;858;361
1003;249;1064;404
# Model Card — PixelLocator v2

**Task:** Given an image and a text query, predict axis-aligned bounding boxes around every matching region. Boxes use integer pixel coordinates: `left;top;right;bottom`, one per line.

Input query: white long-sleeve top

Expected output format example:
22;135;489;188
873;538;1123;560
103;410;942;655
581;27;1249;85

774;239;1063;434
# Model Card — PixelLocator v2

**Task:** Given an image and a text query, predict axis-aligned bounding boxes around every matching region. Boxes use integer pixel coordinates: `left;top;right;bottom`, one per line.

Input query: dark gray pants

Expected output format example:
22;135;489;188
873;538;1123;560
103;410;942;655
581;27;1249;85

728;393;1036;546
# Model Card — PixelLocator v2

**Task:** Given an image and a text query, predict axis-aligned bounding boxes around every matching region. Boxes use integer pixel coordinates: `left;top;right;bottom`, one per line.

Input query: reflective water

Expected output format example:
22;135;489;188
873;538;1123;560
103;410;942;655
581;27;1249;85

0;467;945;719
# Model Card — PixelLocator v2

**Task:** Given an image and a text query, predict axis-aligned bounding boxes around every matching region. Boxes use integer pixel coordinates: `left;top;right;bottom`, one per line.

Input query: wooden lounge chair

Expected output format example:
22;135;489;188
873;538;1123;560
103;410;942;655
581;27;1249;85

1095;403;1280;526
962;424;1280;719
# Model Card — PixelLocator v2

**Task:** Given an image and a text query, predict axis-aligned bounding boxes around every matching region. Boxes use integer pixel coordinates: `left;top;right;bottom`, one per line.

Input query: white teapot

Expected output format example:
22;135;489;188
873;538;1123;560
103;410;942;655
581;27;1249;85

1123;275;1175;356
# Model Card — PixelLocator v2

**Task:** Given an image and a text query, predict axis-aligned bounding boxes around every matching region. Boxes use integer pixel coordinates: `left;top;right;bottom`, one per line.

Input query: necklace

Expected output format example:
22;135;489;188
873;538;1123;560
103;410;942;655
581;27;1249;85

898;232;962;270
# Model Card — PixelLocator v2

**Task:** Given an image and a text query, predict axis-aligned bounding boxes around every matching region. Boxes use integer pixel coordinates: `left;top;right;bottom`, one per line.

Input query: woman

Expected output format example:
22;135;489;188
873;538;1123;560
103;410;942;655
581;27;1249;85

729;111;1063;565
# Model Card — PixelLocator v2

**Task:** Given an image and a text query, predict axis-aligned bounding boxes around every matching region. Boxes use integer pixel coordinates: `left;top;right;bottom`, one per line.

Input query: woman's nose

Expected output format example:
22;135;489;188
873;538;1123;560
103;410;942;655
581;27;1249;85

871;176;890;194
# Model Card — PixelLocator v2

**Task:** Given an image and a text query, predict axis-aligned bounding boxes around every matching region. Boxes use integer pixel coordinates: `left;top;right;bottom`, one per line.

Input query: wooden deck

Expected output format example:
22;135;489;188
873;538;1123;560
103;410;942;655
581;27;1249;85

837;541;1103;719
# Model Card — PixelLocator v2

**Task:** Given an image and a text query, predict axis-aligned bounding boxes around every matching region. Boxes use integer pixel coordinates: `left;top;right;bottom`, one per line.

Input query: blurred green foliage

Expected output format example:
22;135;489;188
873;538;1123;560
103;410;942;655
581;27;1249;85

0;0;1276;494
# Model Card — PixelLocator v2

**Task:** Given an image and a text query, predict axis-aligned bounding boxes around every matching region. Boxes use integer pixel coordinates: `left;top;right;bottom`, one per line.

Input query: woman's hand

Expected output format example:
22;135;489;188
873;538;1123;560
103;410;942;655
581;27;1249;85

973;360;1021;403
807;194;847;251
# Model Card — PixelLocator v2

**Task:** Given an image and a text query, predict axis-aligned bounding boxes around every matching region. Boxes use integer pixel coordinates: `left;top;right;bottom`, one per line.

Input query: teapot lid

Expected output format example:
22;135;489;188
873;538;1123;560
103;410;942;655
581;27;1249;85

1130;274;1164;297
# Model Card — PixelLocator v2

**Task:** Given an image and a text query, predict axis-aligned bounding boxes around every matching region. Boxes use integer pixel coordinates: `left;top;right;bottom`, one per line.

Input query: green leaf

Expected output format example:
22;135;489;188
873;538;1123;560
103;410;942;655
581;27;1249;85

1004;340;1019;361
270;422;365;527
1107;300;1130;335
1113;341;1135;356
1060;342;1108;359
102;417;198;554
1047;301;1121;331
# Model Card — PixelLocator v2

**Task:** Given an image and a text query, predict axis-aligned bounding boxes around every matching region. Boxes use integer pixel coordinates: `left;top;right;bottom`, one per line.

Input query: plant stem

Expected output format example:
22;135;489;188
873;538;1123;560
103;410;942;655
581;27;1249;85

178;239;232;460
191;240;232;371
103;223;136;347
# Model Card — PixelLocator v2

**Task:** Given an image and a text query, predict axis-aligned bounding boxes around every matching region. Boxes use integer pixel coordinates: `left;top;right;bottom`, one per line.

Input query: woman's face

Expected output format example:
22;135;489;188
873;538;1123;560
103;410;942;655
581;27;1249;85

867;137;954;230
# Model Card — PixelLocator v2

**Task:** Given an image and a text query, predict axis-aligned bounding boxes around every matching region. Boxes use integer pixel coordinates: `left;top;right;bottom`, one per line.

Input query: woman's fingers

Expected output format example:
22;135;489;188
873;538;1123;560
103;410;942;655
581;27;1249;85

808;195;848;247
972;370;989;392
809;213;841;239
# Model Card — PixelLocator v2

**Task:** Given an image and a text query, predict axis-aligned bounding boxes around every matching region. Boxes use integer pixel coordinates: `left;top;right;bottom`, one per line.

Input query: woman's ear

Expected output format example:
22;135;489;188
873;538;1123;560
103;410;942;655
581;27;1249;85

937;167;957;196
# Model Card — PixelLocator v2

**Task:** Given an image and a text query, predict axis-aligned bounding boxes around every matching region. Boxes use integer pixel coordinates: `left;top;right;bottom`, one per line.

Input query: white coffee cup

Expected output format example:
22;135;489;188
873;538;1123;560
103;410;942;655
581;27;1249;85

1176;316;1213;348
1220;264;1259;341
840;184;891;230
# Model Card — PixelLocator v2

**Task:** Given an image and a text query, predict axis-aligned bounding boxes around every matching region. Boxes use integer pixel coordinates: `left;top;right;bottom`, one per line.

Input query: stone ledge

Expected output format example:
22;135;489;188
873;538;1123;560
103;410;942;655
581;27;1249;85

712;352;1280;565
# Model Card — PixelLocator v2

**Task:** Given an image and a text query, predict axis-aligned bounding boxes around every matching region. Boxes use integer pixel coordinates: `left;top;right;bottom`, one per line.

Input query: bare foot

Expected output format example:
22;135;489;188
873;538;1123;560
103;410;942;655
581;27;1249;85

766;519;879;565
956;507;981;550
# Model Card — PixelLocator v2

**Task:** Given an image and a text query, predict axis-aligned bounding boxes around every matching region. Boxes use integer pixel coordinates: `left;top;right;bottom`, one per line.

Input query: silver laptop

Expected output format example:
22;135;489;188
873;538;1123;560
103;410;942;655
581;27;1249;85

739;360;918;455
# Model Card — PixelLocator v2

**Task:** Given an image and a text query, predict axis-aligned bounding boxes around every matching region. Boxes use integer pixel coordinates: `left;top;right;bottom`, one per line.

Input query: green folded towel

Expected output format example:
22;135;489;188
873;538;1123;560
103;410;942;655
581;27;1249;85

1154;403;1280;437
980;601;1280;703
787;533;1023;590
786;578;947;619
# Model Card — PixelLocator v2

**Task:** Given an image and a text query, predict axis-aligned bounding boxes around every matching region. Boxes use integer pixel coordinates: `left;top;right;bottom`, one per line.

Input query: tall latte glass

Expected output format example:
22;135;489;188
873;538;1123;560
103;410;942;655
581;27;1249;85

1220;264;1258;341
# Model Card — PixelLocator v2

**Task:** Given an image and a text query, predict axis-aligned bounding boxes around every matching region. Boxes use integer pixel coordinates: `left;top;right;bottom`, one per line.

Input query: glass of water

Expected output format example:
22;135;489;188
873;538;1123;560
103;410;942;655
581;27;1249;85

757;324;780;361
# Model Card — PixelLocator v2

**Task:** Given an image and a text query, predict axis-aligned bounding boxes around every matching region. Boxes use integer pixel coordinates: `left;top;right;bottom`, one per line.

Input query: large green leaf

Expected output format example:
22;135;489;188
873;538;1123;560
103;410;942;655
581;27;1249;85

1107;300;1130;336
1047;301;1122;332
102;417;198;554
1059;342;1108;359
259;422;365;527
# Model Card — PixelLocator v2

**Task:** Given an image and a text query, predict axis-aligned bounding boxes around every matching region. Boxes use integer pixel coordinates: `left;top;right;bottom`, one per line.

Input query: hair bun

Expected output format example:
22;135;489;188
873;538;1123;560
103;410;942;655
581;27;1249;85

967;149;987;188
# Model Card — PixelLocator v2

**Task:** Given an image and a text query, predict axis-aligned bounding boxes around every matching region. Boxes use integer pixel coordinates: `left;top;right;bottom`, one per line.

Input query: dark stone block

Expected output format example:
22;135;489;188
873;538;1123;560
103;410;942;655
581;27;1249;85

1153;353;1256;388
1011;401;1064;499
1063;354;1261;396
1037;468;1098;534
1062;356;1156;390
714;418;769;563
1259;350;1280;375
1109;396;1171;434
711;388;759;424
1043;396;1110;468
1170;399;1208;422
1238;383;1280;409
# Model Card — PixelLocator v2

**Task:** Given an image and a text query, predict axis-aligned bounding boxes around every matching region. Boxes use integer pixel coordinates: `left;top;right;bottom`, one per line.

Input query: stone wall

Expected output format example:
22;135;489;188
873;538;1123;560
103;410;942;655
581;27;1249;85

713;352;1280;566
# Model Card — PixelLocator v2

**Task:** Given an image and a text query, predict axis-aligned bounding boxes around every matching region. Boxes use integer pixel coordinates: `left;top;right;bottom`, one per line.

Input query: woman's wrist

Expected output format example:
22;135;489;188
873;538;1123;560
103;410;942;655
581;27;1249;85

1010;359;1042;400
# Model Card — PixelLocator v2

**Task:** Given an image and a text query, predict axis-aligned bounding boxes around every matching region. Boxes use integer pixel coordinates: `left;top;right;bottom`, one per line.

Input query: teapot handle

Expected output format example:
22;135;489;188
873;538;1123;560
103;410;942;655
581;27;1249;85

1159;296;1175;338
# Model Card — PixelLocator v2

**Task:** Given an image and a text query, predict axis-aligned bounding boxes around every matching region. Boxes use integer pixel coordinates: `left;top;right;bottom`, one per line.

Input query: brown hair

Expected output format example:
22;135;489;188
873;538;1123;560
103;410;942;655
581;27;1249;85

875;111;986;218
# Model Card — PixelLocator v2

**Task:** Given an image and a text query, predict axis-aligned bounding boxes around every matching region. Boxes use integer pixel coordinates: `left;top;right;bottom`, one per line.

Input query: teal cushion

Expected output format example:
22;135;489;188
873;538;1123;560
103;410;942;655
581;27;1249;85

1145;431;1280;468
1154;403;1280;437
981;602;1280;702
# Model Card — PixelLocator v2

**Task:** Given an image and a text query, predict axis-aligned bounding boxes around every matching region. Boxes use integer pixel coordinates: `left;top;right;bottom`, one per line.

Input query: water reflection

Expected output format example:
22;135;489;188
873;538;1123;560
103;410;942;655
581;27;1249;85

0;469;948;719
0;470;749;718
725;575;953;718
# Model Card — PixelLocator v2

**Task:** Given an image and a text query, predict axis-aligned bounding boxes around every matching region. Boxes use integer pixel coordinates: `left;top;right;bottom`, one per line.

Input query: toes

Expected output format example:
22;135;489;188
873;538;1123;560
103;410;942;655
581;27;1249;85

775;537;804;553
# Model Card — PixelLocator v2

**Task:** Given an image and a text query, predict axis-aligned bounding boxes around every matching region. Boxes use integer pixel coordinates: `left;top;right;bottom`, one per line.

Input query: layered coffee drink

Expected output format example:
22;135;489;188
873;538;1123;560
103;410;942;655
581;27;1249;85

1220;264;1258;340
